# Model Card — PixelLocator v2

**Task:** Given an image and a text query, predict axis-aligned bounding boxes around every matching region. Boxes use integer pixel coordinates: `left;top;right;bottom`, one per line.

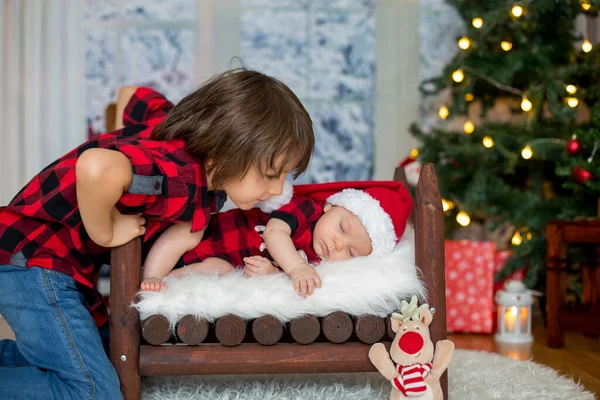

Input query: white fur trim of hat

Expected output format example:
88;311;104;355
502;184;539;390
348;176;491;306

326;188;397;256
259;179;294;213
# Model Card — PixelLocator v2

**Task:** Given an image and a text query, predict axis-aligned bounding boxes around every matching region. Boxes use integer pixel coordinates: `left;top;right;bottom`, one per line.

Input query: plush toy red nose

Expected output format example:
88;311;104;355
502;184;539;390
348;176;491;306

398;331;424;354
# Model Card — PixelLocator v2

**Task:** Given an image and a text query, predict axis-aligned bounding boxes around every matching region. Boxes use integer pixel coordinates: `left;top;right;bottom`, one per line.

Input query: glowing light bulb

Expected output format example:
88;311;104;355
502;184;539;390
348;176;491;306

463;121;475;134
439;106;449;119
458;37;471;50
582;1;591;11
521;97;532;112
582;40;593;53
511;5;523;17
465;93;474;102
521;145;533;159
456;211;471;227
512;231;523;246
526;232;532;240
472;18;483;29
482;136;494;148
442;199;451;212
567;97;579;108
452;69;465;83
566;84;577;94
501;41;513;51
410;148;419;158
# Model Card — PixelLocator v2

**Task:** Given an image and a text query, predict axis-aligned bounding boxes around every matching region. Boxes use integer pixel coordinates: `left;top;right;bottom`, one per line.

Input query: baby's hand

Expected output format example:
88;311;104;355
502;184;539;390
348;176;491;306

244;256;279;277
140;277;166;292
288;264;322;298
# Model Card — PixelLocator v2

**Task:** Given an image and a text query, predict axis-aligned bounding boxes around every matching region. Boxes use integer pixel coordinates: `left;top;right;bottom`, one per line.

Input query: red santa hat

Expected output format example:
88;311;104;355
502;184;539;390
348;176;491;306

260;180;413;256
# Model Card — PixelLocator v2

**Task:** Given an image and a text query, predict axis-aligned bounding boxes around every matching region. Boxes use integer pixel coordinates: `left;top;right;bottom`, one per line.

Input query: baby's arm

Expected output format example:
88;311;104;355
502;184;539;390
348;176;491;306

263;219;322;297
141;222;205;291
76;148;146;247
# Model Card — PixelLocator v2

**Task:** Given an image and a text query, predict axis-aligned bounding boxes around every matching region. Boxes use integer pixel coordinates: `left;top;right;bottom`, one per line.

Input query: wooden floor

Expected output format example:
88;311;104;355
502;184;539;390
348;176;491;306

449;315;600;396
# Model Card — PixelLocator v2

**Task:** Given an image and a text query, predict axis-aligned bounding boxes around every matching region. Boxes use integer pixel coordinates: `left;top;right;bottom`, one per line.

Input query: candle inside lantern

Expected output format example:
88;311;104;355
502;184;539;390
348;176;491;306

504;306;518;333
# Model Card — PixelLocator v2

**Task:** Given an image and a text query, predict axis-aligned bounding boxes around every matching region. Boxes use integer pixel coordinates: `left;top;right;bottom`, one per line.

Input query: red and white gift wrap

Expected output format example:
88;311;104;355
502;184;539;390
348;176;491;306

444;241;496;333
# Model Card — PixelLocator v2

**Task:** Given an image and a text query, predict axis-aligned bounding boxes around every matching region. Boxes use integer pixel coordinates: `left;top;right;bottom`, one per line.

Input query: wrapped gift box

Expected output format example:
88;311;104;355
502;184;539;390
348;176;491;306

445;240;496;333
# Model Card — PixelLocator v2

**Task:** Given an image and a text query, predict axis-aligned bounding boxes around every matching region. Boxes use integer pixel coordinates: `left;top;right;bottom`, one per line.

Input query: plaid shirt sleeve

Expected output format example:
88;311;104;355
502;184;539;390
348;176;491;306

269;196;323;234
122;87;174;128
110;139;209;239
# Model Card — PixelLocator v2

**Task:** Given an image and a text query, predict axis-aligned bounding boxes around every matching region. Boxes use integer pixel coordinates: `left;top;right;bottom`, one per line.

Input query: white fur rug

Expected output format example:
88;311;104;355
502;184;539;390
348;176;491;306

134;228;424;327
141;350;595;400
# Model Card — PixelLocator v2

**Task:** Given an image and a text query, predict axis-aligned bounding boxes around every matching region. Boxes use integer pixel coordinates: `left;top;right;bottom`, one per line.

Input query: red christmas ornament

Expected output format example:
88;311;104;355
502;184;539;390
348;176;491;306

566;138;582;155
572;165;595;185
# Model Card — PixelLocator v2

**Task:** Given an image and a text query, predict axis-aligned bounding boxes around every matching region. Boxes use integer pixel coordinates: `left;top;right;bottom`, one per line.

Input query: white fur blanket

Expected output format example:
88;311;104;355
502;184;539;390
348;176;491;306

133;227;425;327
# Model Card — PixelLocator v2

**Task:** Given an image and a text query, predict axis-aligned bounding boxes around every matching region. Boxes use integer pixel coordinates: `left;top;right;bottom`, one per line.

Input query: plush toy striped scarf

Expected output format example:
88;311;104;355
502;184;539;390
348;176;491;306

392;363;432;396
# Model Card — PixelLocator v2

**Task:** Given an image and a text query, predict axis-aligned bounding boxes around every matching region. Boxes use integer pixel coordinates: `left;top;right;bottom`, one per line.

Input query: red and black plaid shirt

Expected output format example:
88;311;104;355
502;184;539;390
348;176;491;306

181;196;324;268
0;87;223;326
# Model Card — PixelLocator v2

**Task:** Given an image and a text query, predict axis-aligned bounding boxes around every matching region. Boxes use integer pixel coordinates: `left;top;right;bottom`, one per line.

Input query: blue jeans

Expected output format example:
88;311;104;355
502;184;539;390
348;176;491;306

0;265;123;400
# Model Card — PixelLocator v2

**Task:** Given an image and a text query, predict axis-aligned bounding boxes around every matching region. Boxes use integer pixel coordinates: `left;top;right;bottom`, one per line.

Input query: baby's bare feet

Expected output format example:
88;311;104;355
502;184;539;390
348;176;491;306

140;277;166;291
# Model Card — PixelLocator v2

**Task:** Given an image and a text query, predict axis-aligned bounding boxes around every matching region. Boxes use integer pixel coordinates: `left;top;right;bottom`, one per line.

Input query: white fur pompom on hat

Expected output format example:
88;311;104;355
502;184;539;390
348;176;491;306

259;179;294;213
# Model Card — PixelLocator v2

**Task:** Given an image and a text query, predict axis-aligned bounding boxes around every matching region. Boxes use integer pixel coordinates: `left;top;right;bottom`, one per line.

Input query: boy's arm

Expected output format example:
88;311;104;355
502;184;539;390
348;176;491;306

143;222;205;281
115;86;138;130
76;148;145;247
263;219;322;297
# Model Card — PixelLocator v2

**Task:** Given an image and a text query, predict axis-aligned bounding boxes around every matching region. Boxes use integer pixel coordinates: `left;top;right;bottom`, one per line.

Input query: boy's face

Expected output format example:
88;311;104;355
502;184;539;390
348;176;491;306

221;155;294;210
312;204;372;261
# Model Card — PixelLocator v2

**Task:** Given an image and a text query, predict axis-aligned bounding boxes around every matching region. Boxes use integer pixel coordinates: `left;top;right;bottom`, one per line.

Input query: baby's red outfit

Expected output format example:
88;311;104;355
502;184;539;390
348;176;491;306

181;196;324;268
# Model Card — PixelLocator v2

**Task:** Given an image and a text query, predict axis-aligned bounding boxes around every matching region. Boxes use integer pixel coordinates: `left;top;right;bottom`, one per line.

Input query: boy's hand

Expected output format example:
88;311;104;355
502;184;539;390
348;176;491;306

105;208;146;247
243;256;279;277
288;264;322;298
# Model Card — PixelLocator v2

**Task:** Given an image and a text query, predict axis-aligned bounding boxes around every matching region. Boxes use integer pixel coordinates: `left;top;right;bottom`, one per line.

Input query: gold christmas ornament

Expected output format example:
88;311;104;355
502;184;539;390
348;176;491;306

465;93;474;102
410;148;419;158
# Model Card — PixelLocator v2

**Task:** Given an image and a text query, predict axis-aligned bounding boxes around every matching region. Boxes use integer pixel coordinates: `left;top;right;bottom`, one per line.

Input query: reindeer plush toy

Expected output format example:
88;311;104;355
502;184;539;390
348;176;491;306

369;296;454;400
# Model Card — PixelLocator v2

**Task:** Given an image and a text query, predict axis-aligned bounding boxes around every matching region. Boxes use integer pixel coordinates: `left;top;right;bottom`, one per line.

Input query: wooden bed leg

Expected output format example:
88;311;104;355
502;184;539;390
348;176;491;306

414;163;448;399
110;238;142;400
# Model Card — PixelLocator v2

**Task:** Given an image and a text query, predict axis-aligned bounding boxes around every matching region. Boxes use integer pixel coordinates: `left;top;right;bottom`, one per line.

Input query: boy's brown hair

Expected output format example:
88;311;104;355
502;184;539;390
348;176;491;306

152;69;314;188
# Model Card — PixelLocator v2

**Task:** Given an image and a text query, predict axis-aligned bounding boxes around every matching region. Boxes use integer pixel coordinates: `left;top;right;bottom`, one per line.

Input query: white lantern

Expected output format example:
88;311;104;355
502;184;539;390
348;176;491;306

494;280;535;344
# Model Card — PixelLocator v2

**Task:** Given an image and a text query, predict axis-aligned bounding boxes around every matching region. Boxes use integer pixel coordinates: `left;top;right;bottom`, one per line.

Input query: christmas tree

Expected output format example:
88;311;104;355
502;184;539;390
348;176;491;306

410;0;600;292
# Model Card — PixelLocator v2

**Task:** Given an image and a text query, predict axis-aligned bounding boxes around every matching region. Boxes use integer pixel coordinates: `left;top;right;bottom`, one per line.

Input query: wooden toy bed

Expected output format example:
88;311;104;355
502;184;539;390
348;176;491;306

108;162;447;400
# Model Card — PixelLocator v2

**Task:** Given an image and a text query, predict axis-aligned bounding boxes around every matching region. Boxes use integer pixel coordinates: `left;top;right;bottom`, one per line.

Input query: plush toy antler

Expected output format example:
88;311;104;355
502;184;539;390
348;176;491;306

392;295;429;323
369;296;454;400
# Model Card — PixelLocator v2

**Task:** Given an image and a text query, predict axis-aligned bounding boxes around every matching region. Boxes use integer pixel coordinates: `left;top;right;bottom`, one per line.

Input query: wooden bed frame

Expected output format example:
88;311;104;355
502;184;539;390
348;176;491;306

109;163;447;400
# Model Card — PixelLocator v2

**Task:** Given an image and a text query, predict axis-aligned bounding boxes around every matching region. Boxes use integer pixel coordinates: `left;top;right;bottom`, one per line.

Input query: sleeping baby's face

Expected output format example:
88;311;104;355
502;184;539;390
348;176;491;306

312;204;372;261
